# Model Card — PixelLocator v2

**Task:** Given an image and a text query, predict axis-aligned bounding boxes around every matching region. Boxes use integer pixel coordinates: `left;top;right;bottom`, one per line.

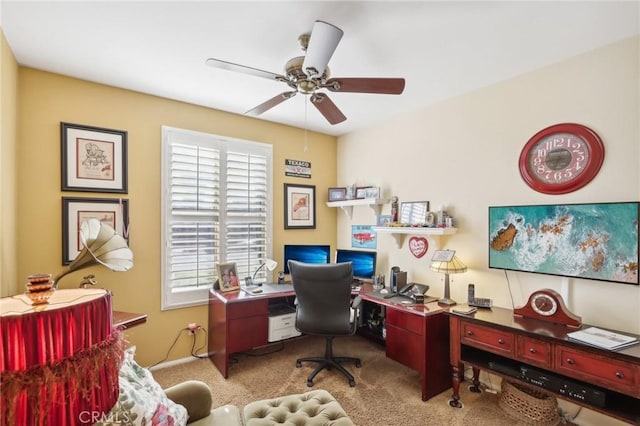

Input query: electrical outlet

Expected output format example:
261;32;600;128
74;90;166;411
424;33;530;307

187;323;200;335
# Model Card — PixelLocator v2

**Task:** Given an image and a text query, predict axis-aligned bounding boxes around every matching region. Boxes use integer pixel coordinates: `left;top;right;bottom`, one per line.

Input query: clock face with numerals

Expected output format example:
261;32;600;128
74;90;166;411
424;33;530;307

531;293;558;316
519;123;605;194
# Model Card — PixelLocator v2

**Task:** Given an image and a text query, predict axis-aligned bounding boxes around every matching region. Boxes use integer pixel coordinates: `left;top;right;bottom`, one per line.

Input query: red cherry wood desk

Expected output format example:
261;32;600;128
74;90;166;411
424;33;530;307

208;284;451;401
447;306;640;424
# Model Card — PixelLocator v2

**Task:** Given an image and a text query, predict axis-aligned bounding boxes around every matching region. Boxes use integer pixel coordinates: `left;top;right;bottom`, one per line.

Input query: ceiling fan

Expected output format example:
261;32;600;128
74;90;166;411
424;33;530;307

205;20;406;125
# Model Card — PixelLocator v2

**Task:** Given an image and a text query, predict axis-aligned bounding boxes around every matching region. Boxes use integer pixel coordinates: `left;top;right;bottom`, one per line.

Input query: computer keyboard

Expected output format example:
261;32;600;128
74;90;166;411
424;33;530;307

468;297;493;308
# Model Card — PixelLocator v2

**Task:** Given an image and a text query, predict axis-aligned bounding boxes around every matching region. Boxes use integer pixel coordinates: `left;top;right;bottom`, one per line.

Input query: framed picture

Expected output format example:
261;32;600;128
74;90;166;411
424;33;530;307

364;187;380;199
328;187;347;201
400;201;430;225
62;197;130;265
284;183;316;229
61;122;128;193
352;225;377;249
355;186;372;199
217;262;240;292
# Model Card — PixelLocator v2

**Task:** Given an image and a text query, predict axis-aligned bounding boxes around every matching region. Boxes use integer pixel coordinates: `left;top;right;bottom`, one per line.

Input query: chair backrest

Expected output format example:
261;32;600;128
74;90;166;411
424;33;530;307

288;260;354;336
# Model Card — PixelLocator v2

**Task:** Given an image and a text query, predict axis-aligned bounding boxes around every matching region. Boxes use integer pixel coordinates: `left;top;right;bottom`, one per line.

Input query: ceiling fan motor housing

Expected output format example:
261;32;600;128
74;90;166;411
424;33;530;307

285;56;329;94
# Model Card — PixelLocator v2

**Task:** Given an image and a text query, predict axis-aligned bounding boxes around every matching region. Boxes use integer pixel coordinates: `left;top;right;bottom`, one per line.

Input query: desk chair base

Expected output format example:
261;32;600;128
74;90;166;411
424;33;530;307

296;336;361;387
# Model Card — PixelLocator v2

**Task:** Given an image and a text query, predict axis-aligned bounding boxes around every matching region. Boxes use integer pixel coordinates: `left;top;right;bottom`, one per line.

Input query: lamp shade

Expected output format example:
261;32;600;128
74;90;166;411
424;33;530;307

430;256;468;274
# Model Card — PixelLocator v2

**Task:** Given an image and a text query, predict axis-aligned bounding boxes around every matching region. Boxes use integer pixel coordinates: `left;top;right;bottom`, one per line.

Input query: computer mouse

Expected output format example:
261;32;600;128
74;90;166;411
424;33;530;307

380;289;388;294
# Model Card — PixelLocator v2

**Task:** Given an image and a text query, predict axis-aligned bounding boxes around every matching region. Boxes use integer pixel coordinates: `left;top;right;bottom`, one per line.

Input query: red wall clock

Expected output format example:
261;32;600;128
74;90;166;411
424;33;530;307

519;123;605;195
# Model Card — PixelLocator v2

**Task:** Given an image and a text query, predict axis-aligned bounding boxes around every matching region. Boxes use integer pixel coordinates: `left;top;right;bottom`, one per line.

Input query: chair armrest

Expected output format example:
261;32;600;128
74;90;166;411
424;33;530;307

164;380;212;422
351;295;363;309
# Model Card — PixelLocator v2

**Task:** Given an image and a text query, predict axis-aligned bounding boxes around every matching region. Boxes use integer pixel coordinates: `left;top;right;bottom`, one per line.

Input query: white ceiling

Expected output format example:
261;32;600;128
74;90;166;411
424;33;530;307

2;1;639;137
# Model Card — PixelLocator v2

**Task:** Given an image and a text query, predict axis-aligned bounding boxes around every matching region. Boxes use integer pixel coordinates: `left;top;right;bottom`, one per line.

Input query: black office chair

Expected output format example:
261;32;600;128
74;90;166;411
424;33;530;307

288;260;363;387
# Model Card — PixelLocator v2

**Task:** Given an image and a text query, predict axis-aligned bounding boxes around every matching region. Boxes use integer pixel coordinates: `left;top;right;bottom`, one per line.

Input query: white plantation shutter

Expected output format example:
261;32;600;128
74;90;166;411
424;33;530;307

161;126;272;309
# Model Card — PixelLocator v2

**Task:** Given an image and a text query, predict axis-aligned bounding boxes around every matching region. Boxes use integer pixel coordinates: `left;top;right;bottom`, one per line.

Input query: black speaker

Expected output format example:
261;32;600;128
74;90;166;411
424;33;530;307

468;283;475;303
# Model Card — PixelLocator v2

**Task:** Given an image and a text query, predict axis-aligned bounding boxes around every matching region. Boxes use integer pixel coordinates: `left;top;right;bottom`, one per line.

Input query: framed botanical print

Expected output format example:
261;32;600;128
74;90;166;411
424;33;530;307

62;197;130;265
284;183;316;229
61;122;128;193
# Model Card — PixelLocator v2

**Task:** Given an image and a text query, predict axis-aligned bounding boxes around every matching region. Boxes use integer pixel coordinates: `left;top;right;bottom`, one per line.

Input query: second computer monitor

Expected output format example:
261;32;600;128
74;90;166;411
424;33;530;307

335;249;377;281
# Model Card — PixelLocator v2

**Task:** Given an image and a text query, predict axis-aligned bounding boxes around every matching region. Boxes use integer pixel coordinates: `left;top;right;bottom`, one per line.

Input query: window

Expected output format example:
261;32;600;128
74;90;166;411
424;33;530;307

161;126;272;309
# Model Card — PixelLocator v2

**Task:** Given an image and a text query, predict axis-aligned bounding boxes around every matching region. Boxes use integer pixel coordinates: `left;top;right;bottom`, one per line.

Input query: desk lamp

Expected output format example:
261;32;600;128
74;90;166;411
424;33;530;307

430;250;467;306
246;258;278;286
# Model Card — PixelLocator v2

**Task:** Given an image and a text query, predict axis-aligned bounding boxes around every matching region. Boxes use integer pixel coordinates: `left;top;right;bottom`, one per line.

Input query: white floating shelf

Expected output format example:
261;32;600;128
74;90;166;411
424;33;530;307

372;226;458;248
326;198;389;219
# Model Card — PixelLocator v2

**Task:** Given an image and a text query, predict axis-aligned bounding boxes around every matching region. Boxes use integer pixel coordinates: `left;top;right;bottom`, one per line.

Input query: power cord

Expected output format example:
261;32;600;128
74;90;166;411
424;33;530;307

505;269;515;309
149;328;190;368
190;327;208;359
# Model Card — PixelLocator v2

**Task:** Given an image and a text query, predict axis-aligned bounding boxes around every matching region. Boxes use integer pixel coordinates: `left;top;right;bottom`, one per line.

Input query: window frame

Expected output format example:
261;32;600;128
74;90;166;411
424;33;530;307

161;126;273;310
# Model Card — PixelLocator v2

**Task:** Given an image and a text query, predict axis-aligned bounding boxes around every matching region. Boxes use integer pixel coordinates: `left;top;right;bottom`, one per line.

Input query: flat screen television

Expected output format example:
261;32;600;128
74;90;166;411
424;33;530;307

488;202;639;285
335;249;377;280
283;244;331;274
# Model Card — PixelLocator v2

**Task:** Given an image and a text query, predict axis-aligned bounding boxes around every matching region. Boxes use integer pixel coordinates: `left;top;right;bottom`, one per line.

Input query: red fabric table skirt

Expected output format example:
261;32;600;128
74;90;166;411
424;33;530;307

0;289;123;425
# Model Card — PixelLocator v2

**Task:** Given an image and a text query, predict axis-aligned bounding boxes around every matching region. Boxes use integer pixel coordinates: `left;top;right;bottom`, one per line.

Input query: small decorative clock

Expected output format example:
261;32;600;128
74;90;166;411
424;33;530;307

514;289;582;328
519;123;605;195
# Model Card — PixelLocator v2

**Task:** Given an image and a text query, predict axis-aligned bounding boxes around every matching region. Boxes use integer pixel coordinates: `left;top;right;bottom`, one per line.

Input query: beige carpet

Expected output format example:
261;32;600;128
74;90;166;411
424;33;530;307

151;334;549;425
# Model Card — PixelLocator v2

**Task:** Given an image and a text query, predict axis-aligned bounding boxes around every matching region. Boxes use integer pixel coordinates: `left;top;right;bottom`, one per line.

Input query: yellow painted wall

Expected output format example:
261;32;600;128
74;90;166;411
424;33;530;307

14;67;337;366
0;29;19;298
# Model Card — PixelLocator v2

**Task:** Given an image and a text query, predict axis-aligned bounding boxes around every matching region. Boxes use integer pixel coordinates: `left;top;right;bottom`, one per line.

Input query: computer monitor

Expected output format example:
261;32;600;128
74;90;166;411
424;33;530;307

283;244;331;274
335;249;377;281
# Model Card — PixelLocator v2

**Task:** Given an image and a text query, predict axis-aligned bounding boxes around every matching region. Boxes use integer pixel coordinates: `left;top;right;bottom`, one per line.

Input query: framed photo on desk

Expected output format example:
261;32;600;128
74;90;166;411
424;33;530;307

217;262;240;292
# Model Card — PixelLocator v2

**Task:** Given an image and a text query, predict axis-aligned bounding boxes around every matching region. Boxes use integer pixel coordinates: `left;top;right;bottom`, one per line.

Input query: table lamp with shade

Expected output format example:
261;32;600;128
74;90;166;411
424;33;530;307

430;250;467;306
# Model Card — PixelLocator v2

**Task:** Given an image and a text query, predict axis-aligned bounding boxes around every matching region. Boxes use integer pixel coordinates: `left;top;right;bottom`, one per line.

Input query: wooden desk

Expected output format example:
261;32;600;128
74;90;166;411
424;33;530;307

447;307;640;424
208;284;451;401
113;310;148;328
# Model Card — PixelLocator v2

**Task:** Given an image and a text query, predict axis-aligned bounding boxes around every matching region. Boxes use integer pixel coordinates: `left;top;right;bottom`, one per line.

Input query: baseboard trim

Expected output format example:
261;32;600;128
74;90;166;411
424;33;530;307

149;353;211;371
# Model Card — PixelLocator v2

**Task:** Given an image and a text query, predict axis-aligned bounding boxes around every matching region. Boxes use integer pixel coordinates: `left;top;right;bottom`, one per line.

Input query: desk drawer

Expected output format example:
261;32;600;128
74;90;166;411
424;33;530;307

516;336;552;369
386;324;423;373
386;309;423;335
461;322;514;357
555;346;640;397
229;299;268;319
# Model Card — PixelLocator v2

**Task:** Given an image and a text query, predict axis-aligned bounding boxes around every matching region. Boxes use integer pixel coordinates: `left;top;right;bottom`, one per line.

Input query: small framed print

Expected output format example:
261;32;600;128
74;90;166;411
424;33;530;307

217;262;240;292
328;187;347;201
61;122;128;193
62;197;130;265
400;201;430;225
284;183;316;229
355;186;372;199
364;187;380;199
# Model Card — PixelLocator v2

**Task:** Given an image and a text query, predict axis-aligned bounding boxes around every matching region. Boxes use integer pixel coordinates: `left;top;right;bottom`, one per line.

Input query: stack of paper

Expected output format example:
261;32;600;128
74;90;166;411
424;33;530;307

452;305;478;315
567;327;638;350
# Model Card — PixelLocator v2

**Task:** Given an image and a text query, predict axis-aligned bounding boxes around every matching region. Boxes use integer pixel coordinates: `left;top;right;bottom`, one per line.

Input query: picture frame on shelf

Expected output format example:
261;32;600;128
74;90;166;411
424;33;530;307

62;197;130;265
400;201;430;225
61;122;128;193
363;187;380;199
328;187;347;201
217;262;240;292
355;186;373;199
284;183;316;229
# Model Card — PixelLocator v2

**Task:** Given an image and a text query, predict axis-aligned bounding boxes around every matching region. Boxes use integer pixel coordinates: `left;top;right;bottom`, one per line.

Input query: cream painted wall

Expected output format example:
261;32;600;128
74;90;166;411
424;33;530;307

14;68;337;366
337;37;639;426
0;30;18;298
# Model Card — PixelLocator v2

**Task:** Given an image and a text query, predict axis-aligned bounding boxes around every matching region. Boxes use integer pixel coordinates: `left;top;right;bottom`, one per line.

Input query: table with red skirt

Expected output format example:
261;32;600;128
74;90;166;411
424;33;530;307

0;288;123;426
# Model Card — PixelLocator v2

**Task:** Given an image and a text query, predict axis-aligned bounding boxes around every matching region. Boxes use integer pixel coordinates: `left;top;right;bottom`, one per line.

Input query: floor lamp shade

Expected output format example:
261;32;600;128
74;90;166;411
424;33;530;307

430;256;467;306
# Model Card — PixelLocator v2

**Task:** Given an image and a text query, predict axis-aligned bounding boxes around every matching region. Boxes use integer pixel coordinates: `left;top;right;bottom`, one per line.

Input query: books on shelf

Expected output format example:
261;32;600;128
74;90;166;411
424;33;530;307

567;326;638;350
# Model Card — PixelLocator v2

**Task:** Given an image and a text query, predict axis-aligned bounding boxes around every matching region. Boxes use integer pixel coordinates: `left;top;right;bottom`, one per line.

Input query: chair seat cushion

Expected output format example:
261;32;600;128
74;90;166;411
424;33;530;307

243;389;354;425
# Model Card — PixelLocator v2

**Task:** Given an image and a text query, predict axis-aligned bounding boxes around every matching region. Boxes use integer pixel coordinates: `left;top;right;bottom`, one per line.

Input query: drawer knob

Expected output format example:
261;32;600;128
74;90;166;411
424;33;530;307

467;331;474;336
498;339;505;345
529;348;536;353
566;358;575;365
616;372;625;379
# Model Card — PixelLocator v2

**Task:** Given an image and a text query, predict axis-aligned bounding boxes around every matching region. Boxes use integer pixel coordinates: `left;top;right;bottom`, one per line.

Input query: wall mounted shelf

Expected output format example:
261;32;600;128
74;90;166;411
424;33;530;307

326;198;388;219
372;226;457;249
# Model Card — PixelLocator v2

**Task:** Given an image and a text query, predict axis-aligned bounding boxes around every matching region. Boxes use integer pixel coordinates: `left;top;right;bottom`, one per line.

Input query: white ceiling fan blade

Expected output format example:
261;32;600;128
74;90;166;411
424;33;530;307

205;58;285;82
302;20;343;79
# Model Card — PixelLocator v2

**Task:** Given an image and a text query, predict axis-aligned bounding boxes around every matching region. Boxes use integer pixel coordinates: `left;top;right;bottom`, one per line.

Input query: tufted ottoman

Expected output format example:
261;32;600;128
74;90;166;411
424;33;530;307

243;389;354;425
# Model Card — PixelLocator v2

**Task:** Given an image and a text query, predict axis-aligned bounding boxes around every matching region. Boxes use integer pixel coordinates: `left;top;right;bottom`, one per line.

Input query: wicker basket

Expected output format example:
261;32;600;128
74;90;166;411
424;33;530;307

498;380;559;426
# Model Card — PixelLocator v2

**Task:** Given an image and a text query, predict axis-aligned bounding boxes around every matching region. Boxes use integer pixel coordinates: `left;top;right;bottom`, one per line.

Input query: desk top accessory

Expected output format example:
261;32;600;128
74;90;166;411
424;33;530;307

431;250;467;306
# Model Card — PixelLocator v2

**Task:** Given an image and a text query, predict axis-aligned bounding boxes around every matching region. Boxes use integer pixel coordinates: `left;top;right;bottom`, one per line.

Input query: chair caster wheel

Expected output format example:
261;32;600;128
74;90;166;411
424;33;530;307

349;380;356;387
355;361;362;368
306;380;314;387
296;361;302;368
448;398;463;408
